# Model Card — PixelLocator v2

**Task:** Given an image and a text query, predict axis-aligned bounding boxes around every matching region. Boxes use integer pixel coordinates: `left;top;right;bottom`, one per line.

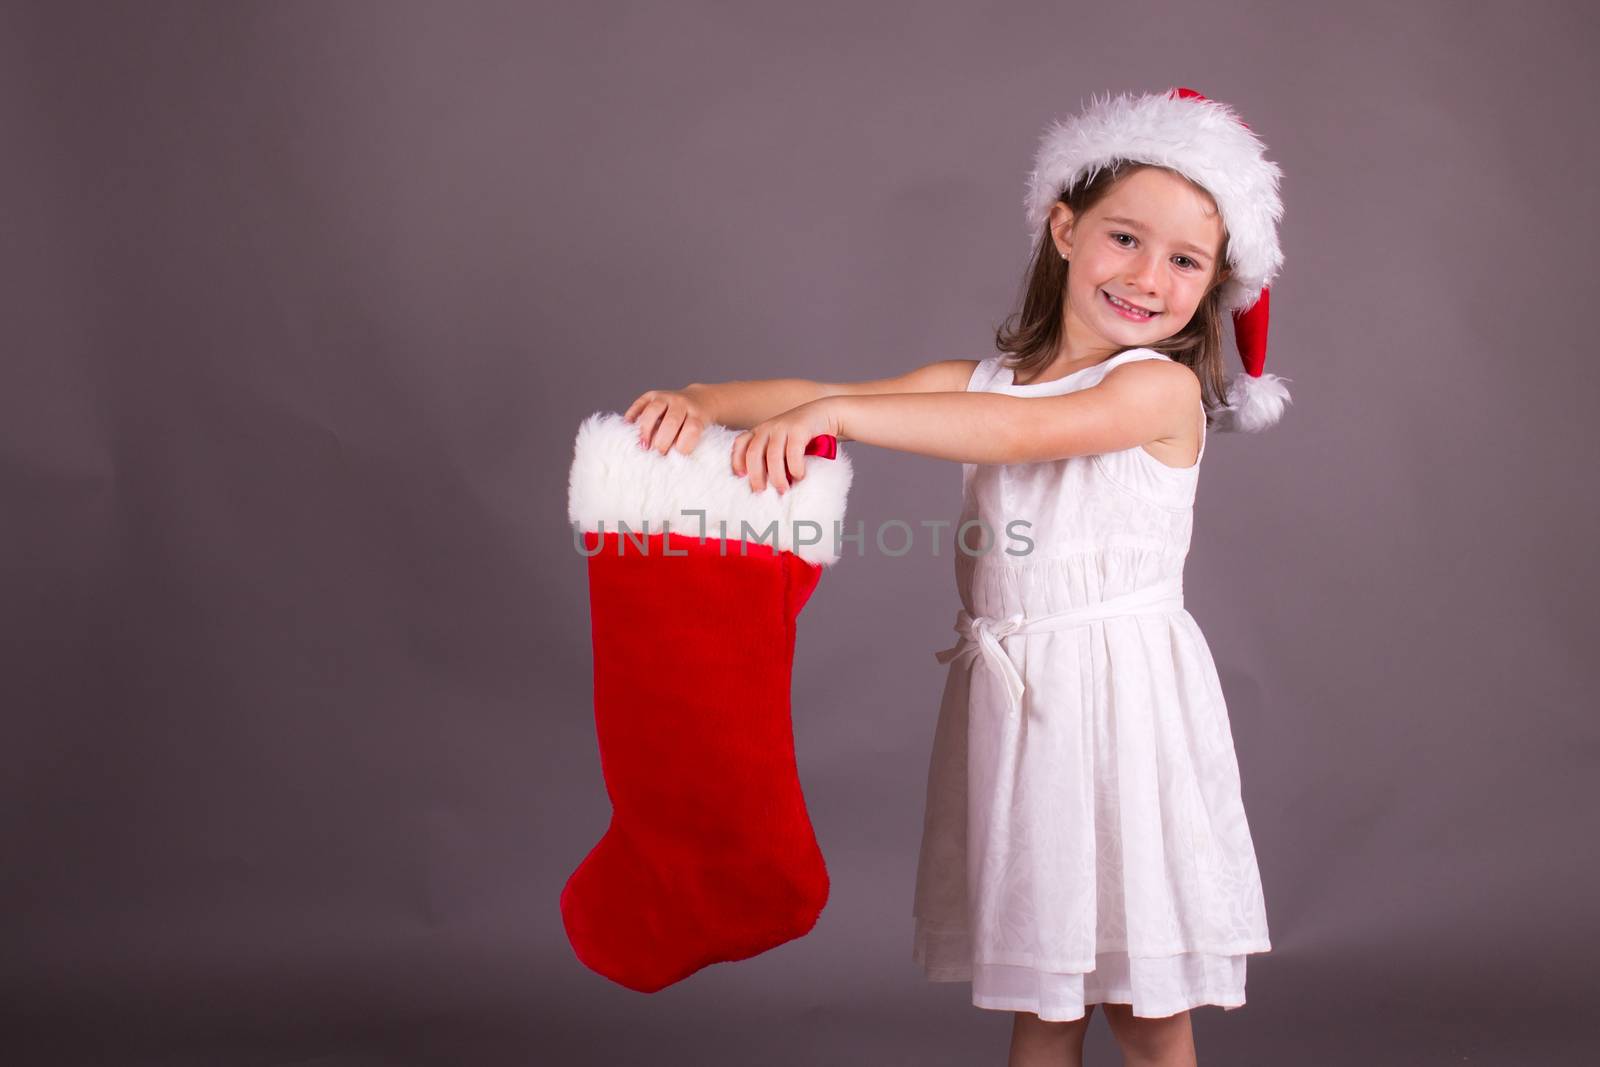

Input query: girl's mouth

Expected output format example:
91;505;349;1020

1102;290;1158;321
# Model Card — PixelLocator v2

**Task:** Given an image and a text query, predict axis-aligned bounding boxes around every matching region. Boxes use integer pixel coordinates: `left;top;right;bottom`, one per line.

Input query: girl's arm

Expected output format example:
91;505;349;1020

631;359;981;457
686;359;979;430
733;359;1199;494
830;360;1199;465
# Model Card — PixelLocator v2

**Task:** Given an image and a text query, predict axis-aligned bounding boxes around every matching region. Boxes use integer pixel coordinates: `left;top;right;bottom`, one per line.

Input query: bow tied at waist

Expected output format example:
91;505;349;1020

932;578;1186;719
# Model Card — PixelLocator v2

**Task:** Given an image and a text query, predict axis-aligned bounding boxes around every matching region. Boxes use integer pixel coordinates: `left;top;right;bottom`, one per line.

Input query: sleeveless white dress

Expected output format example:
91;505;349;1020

911;347;1271;1021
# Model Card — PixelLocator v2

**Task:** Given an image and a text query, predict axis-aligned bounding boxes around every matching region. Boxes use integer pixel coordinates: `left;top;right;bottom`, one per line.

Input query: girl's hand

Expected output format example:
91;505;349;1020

731;399;841;495
624;386;714;455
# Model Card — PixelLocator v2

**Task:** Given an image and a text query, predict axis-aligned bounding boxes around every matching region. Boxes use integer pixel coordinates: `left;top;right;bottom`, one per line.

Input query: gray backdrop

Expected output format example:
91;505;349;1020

4;1;1595;1064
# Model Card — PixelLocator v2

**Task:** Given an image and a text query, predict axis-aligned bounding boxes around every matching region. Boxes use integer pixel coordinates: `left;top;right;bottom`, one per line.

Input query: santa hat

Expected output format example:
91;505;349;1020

1024;86;1292;431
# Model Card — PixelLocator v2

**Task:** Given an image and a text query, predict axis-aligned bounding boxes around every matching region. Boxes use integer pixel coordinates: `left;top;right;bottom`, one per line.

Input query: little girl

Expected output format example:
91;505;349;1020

626;87;1289;1067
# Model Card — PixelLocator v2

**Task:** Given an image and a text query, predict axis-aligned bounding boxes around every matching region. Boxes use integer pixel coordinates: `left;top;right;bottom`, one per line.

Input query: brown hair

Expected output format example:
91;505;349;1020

994;161;1236;426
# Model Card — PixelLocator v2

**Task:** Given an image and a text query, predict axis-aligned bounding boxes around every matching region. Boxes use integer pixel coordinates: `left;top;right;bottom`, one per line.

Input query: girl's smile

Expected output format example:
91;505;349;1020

1101;289;1160;321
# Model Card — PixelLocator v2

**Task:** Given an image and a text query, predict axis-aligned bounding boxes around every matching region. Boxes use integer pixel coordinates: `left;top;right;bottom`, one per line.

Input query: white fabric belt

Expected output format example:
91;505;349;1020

932;577;1185;718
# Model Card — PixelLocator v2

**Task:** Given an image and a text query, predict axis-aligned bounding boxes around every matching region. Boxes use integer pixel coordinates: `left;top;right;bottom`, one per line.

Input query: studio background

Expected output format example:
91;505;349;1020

4;2;1595;1064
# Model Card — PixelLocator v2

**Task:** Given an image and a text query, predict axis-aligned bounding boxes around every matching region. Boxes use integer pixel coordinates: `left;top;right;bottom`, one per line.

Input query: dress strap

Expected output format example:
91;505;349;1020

1100;347;1172;374
966;356;1009;393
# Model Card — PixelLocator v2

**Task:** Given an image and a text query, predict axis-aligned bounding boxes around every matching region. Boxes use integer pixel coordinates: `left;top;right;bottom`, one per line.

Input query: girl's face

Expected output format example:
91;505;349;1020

1051;167;1225;352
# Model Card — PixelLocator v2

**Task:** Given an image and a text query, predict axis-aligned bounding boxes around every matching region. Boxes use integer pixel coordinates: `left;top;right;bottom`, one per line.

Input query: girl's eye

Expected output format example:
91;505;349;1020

1113;232;1199;270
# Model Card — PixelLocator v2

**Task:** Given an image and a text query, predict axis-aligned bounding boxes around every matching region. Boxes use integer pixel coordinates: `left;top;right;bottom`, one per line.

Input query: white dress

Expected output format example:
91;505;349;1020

911;347;1271;1022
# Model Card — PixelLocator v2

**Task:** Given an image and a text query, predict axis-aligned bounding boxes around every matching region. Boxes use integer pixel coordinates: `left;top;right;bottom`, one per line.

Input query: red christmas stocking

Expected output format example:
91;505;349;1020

562;412;852;993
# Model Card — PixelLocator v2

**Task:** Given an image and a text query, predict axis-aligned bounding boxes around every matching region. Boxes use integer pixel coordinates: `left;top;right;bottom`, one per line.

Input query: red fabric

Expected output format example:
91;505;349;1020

1172;84;1253;131
1234;284;1271;378
561;529;830;992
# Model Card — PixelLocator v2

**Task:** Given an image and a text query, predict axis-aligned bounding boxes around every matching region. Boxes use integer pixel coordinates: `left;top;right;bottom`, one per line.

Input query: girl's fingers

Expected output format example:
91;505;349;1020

766;436;788;494
786;437;805;482
734;429;807;493
651;409;686;454
634;401;663;446
746;432;768;492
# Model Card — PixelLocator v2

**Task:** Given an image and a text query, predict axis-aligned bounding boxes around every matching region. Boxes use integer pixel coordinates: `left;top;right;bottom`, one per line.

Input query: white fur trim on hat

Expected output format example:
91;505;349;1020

1215;370;1293;432
1025;90;1285;314
567;412;854;567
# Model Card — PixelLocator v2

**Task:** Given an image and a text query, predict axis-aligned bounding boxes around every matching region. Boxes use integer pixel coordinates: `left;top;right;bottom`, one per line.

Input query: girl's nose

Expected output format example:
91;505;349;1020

1127;254;1161;292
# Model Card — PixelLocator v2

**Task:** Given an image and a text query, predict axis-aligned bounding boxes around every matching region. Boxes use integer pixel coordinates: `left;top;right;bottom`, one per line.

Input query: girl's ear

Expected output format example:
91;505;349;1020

1048;201;1076;260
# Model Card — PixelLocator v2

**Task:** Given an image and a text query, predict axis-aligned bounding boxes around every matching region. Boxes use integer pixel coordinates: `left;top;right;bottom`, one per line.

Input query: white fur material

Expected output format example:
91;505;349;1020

1215;371;1293;433
1025;90;1285;315
567;412;855;566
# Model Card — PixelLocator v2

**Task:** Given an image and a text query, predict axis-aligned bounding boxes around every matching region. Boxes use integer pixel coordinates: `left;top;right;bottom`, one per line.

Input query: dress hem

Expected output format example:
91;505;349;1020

913;946;1256;1022
970;990;1246;1022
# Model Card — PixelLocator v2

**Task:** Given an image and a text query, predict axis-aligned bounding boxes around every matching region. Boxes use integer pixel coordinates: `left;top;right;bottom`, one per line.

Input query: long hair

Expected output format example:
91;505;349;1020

994;161;1237;427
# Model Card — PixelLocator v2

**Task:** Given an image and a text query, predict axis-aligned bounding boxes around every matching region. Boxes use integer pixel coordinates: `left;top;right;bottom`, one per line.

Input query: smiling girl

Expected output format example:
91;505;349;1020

625;87;1290;1067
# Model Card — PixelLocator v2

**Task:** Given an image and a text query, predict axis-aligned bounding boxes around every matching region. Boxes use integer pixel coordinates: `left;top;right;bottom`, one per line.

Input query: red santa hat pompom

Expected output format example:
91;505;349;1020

1025;86;1292;431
